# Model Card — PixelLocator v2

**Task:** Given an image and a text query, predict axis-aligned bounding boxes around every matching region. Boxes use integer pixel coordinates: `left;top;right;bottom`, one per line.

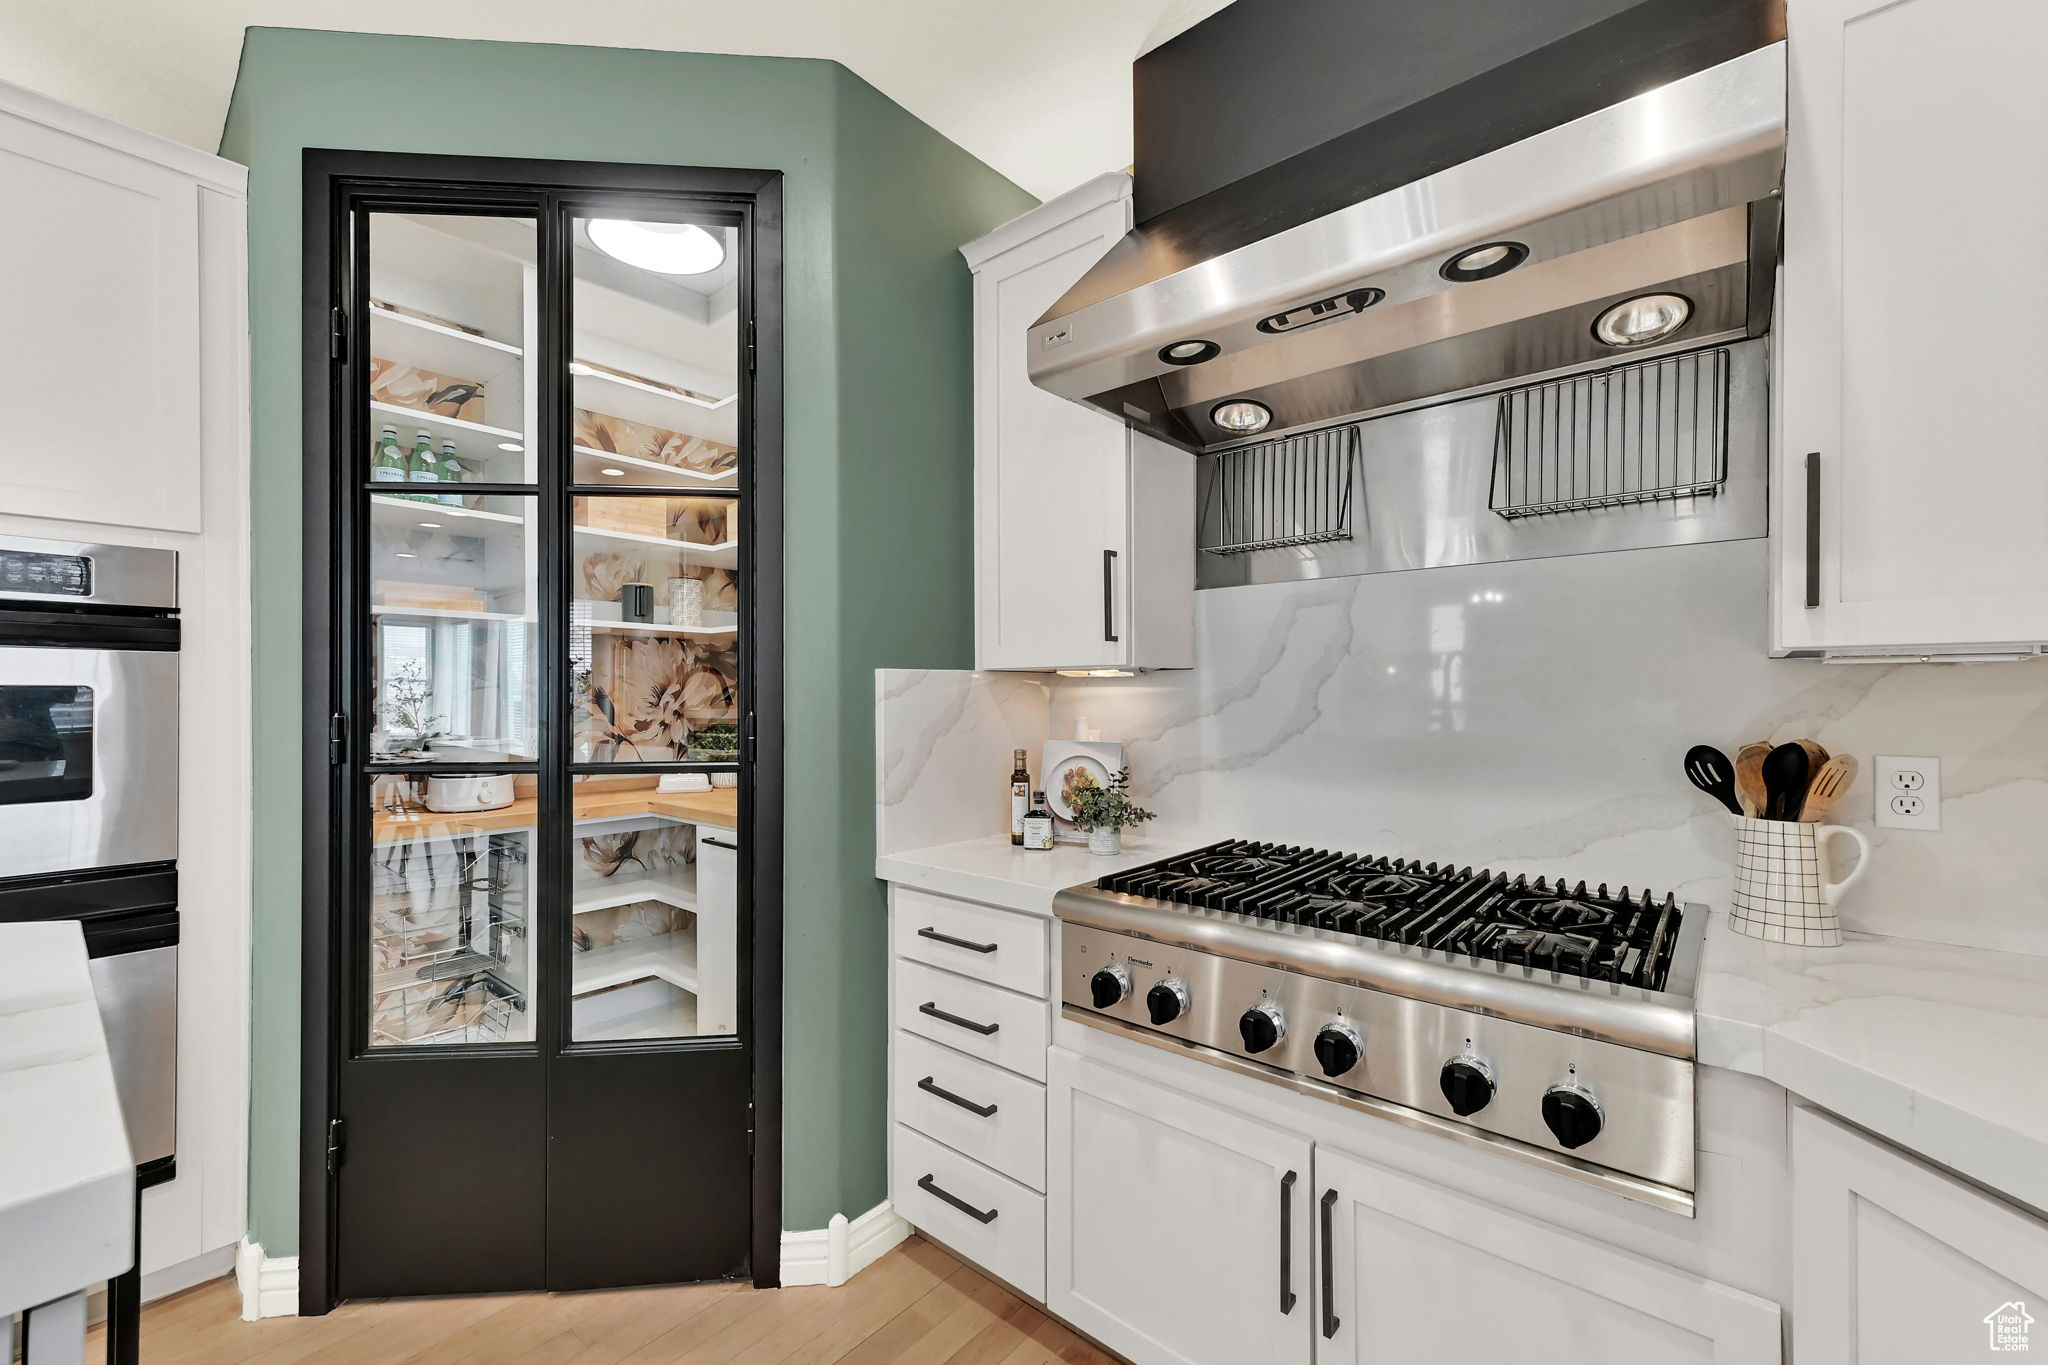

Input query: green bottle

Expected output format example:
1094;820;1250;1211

409;430;438;500
372;426;407;484
435;442;466;506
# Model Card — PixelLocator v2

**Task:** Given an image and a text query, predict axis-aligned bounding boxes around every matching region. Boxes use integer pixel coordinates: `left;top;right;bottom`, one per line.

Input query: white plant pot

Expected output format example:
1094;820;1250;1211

1087;826;1123;856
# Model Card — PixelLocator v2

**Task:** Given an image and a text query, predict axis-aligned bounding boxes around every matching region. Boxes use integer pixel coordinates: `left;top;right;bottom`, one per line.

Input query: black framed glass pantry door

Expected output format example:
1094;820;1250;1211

302;154;783;1307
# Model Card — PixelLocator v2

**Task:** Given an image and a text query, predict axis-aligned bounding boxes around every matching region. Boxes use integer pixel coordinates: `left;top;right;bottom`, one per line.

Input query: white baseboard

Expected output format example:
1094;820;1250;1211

780;1201;912;1288
234;1240;299;1320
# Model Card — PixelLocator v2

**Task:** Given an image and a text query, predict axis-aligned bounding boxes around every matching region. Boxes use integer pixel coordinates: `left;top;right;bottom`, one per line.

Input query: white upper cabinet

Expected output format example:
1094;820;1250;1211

0;82;244;534
963;174;1194;672
1792;1106;2048;1364
1775;0;2048;656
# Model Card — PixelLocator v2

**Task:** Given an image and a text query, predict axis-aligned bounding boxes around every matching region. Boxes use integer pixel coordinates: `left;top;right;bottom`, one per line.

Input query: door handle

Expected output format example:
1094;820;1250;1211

1804;452;1821;610
917;1075;998;1117
1278;1170;1297;1315
702;836;738;851
918;1174;998;1224
1320;1188;1340;1339
919;1001;999;1035
917;926;997;954
1102;549;1119;643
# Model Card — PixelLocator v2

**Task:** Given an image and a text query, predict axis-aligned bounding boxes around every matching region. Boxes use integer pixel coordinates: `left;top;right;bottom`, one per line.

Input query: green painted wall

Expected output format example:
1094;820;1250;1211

220;27;1034;1255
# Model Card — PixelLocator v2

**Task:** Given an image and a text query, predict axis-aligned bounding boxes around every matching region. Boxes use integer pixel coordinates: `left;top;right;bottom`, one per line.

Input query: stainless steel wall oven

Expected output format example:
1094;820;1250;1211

0;534;180;1365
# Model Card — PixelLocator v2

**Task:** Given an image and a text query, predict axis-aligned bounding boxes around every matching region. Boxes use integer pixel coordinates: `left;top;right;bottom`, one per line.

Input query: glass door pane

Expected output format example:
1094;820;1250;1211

567;775;739;1042
369;493;537;763
569;495;739;764
366;212;536;484
568;215;740;489
366;772;534;1046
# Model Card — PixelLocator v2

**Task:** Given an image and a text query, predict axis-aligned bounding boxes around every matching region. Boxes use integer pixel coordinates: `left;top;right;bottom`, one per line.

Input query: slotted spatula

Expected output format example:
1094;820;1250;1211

1684;745;1743;817
1799;754;1860;822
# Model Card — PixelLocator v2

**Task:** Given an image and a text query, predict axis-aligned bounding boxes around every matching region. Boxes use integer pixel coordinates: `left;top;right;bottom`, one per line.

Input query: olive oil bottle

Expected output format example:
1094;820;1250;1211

1009;748;1031;846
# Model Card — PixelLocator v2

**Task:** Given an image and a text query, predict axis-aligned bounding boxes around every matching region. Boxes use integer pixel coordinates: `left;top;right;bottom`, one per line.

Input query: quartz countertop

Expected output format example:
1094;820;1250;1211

1694;912;2048;1214
875;830;1211;915
0;921;135;1315
878;836;2048;1214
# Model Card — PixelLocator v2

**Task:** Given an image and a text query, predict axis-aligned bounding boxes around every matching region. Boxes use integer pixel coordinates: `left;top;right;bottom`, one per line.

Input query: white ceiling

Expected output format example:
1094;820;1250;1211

0;0;1236;200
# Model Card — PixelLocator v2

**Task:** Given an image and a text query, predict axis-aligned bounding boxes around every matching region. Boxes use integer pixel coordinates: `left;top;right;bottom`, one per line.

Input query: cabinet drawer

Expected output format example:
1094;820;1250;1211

893;1123;1046;1301
895;959;1049;1082
892;887;1047;997
893;1029;1047;1192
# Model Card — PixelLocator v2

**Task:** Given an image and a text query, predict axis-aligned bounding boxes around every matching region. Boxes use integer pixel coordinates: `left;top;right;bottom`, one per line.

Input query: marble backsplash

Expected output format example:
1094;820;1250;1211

879;539;2048;958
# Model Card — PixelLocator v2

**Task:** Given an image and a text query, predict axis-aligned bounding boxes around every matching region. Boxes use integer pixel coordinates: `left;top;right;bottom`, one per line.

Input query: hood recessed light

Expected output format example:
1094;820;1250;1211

1593;292;1693;347
587;220;725;276
1440;241;1529;283
1158;339;1221;366
1210;399;1273;435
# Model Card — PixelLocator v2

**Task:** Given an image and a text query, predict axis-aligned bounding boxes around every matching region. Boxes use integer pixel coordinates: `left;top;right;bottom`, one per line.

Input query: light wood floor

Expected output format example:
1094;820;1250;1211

84;1237;1118;1365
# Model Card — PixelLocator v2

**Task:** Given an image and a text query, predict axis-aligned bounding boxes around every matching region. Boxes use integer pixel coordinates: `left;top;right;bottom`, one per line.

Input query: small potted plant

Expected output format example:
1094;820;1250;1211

687;721;741;763
378;661;443;760
1068;766;1155;856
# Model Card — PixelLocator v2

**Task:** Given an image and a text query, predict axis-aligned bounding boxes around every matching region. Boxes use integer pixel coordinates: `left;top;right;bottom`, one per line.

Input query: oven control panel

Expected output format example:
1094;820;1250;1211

0;549;91;597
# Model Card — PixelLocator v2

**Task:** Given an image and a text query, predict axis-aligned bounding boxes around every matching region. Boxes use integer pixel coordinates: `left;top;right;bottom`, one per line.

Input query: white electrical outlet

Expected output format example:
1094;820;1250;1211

1874;755;1941;830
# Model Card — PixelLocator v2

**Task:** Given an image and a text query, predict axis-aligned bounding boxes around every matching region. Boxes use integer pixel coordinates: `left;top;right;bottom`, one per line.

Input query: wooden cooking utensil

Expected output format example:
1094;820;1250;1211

1799;754;1860;822
1795;738;1831;771
1683;745;1743;817
1761;742;1812;822
1734;742;1771;819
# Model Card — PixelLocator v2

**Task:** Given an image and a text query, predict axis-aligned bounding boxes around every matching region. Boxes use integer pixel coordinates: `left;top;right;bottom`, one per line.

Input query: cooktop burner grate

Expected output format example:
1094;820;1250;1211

1096;839;1682;991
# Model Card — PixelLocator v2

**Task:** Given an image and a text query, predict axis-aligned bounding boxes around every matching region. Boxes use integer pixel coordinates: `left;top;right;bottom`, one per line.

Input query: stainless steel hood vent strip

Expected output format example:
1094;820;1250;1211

1489;346;1730;519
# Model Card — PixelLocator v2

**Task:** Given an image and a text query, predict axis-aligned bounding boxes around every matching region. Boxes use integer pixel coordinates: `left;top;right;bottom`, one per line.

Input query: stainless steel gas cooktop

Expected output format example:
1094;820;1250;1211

1053;839;1707;1215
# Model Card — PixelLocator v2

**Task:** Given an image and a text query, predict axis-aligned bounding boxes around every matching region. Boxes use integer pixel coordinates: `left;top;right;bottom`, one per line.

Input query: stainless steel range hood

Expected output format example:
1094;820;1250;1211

1029;42;1786;451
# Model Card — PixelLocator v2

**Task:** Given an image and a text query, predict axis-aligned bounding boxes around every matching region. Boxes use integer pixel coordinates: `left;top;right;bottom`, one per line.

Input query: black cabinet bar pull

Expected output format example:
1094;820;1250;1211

919;1174;998;1224
918;1075;998;1117
919;1001;1000;1035
1102;549;1119;643
917;926;997;954
702;836;738;851
1320;1188;1340;1340
1279;1170;1298;1315
1804;451;1821;610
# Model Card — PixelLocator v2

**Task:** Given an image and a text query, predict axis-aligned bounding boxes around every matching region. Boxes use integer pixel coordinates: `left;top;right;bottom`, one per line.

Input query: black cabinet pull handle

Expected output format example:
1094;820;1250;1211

917;926;997;954
1320;1188;1340;1340
1102;549;1119;643
1278;1170;1297;1315
917;1075;998;1117
919;1001;999;1035
702;836;739;851
1804;451;1821;610
919;1174;998;1224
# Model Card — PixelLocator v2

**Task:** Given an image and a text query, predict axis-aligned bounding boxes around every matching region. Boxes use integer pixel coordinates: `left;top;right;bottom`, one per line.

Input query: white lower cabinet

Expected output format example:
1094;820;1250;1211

1048;1048;1315;1365
1792;1106;2048;1364
1315;1144;1780;1364
893;1123;1047;1300
1047;1046;1782;1365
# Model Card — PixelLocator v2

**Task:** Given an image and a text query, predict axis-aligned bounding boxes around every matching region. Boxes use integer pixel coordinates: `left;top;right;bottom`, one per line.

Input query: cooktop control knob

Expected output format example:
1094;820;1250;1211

1439;1047;1496;1117
1146;977;1191;1025
1312;1019;1364;1077
1238;1000;1287;1054
1541;1067;1605;1149
1089;962;1132;1010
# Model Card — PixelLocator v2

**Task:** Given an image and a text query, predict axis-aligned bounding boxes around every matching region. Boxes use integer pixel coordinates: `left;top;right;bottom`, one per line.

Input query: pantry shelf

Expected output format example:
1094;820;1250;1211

572;445;737;488
370;400;522;444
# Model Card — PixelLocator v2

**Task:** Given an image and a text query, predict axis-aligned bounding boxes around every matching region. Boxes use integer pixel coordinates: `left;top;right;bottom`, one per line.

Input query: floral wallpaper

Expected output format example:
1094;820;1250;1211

573;823;695;951
574;407;737;478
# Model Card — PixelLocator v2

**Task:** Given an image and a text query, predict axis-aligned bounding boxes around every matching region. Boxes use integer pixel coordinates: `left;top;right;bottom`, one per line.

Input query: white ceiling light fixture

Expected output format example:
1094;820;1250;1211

1593;293;1693;348
587;220;725;276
